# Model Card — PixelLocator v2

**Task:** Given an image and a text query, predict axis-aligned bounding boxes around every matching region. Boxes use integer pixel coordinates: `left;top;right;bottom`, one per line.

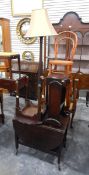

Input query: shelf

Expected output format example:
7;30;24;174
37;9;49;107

48;55;89;61
77;44;89;46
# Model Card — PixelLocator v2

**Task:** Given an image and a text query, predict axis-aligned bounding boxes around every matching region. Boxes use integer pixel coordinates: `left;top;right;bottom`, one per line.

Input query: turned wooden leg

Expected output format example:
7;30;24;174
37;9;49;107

1;114;5;124
58;144;63;170
86;91;89;107
70;113;74;128
63;121;70;147
0;92;5;124
70;110;75;128
63;128;68;148
15;133;19;155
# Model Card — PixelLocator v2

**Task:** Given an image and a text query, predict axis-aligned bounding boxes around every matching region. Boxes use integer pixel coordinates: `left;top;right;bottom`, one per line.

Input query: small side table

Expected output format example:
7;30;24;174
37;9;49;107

0;52;21;78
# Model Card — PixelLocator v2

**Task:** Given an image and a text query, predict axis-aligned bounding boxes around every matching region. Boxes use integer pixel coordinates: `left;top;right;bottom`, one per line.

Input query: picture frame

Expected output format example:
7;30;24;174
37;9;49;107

11;0;43;16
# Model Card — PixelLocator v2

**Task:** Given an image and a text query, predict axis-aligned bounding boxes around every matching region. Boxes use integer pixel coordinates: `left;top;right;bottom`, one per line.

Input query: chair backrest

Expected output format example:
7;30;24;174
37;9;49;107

48;31;78;76
54;31;78;60
47;81;66;120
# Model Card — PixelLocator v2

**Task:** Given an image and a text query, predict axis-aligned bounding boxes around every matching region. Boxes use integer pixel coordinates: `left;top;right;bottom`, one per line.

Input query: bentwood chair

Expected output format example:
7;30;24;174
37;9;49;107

48;31;78;76
48;31;78;126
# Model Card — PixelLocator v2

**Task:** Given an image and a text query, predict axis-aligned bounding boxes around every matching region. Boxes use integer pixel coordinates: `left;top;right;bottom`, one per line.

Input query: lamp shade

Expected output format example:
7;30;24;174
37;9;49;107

26;8;57;37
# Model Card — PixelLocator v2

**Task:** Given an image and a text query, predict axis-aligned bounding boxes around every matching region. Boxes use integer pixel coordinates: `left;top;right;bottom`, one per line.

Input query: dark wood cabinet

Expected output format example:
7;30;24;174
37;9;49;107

48;12;89;74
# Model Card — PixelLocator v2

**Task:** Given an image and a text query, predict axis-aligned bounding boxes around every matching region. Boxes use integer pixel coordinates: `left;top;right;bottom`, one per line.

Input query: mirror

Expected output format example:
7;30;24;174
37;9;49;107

16;18;36;44
0;25;3;51
22;51;34;61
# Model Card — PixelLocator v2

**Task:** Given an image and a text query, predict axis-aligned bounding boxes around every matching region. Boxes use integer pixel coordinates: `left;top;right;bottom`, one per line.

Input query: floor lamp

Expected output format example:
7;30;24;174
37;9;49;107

26;8;57;116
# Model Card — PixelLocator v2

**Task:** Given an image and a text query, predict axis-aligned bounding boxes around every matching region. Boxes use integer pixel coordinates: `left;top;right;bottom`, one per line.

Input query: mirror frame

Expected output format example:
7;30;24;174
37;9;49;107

16;18;36;44
22;51;34;61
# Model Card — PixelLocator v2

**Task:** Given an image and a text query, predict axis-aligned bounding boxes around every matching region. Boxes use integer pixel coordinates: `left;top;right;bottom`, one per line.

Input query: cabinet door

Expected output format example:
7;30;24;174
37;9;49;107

83;32;89;45
0;18;11;78
75;32;83;57
83;32;89;59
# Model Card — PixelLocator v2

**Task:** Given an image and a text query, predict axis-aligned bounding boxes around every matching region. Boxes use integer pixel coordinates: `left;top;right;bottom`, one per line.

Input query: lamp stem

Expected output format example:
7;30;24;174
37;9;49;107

38;36;43;117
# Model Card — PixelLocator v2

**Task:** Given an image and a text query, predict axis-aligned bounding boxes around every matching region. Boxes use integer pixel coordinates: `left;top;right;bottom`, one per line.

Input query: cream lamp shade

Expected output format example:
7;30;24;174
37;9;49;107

26;8;57;37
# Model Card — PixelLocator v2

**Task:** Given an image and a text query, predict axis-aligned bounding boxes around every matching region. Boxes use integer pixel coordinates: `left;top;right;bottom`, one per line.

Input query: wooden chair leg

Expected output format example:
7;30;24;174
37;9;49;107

58;144;63;170
70;110;75;128
63;128;68;147
0;92;5;124
15;133;19;155
0;114;5;124
86;91;89;107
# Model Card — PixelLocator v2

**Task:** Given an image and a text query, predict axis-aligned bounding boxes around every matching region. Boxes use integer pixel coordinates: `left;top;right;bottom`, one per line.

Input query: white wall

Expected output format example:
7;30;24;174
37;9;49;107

44;0;89;23
0;0;89;61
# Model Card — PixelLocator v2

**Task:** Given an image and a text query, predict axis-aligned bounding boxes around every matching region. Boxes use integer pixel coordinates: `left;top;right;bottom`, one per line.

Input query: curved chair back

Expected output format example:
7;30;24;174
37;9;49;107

54;31;78;60
48;31;78;76
47;81;66;120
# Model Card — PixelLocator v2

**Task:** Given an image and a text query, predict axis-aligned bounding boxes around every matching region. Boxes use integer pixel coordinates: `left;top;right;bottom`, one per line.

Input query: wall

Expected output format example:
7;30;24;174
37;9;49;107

44;0;89;23
0;0;89;62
